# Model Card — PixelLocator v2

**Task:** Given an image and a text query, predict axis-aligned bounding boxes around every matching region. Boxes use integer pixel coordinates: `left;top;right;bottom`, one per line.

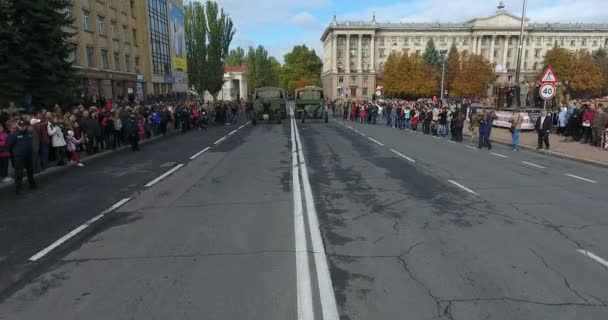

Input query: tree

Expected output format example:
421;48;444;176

205;1;235;99
226;47;245;67
1;0;79;107
541;47;574;81
379;52;438;99
593;47;608;96
379;53;401;96
423;38;442;71
185;1;207;96
280;45;322;92
570;50;604;97
446;51;461;92
447;43;458;61
451;54;495;98
245;45;281;93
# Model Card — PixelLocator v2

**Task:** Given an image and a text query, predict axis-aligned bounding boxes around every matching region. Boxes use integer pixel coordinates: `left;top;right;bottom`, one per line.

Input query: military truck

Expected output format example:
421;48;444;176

295;86;327;123
251;87;287;125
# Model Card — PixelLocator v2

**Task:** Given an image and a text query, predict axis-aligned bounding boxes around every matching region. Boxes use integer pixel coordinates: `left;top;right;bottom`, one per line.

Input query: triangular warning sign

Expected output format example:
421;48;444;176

540;66;559;84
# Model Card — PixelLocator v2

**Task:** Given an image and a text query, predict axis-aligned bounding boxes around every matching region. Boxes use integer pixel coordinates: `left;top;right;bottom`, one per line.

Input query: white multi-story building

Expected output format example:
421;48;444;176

320;1;608;99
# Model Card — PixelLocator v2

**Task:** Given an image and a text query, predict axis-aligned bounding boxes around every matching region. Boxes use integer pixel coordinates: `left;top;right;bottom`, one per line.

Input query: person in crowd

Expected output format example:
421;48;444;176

452;109;465;143
557;105;568;135
47;117;67;166
0;123;12;183
581;104;596;145
359;106;367;125
29;118;42;173
6;120;36;194
535;110;552;150
591;106;608;148
469;109;480;145
478;109;494;150
37;115;51;170
411;108;419;132
126;114;140;152
111;111;122;149
510;110;523;151
438;107;448;137
66;130;84;167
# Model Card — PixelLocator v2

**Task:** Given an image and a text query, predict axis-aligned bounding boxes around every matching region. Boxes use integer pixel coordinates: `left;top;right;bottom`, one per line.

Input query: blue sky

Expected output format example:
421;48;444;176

196;0;608;62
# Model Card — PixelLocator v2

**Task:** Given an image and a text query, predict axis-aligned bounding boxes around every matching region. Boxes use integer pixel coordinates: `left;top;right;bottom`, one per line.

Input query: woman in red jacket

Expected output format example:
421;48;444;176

0;123;12;183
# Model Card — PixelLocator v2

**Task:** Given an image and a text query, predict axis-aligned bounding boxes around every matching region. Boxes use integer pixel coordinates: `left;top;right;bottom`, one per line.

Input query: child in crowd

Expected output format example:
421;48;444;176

66;130;84;167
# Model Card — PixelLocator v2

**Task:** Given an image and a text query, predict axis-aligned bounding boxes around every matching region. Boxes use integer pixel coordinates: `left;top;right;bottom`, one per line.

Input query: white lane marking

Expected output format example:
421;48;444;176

294;116;340;320
29;198;132;262
447;180;478;195
565;174;597;184
577;249;608;269
346;125;353;129
213;136;228;145
522;161;546;169
466;145;478;150
189;147;211;160
353;130;366;137
144;164;184;187
228;130;237;136
448;140;457;144
389;149;416;163
491;152;508;158
368;137;385;146
290;116;314;320
238;124;246;130
433;136;440;139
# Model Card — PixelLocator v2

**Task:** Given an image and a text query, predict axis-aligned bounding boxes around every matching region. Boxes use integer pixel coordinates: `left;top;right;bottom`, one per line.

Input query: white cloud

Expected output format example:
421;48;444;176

289;12;321;28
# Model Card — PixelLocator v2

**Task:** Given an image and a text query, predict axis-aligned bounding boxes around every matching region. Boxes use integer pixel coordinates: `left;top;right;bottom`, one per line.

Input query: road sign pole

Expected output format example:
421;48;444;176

543;98;546;110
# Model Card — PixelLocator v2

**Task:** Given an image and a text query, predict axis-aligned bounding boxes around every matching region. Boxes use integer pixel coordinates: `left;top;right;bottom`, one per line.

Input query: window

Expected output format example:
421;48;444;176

362;37;369;46
64;6;73;19
524;49;528;58
101;49;109;69
350;50;357;58
571;40;576;46
122;25;128;42
439;37;445;43
109;0;114;8
415;49;421;55
125;54;131;72
582;38;587;46
111;22;117;39
508;37;513;45
481;37;487;45
337;37;345;45
534;49;541;58
379;62;384;70
506;62;511;69
536;37;542;45
415;36;421;44
363;88;368;95
350;76;357;83
379;49;385;58
349;36;357;46
495;37;499;45
149;0;171;75
560;37;565;46
132;29;138;45
338;76;344;83
463;37;469;45
493;49;498;58
547;37;553;43
524;62;527;69
403;37;409;44
68;45;77;64
120;0;125;13
593;40;598;46
135;56;140;73
605;39;608;46
452;37;457;44
114;52;120;70
97;16;105;35
507;49;512;58
403;48;409;56
362;50;368;58
130;1;135;18
86;46;94;67
82;9;90;31
363;76;368;84
337;49;343;58
362;63;368;71
337;62;343;72
525;38;530;45
533;62;538;70
379;37;385;46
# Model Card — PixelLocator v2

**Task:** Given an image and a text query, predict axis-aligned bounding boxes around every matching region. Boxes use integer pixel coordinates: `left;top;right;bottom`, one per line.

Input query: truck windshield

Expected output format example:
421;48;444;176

257;90;283;99
297;90;322;100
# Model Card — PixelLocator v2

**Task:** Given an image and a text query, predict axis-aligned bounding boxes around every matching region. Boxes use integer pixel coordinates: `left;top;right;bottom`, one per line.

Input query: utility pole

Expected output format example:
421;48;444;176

514;0;528;84
440;50;447;100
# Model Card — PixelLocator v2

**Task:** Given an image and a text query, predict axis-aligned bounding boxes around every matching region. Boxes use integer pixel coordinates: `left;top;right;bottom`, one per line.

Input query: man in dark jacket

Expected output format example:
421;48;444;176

126;114;140;151
6;120;37;194
535;110;552;150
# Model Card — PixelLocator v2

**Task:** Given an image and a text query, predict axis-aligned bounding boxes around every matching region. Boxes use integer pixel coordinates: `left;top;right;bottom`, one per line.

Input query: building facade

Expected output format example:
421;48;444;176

320;2;608;100
67;0;186;102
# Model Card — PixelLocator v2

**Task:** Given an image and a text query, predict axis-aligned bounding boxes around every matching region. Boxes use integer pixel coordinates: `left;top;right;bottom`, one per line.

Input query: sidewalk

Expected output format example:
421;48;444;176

463;123;608;168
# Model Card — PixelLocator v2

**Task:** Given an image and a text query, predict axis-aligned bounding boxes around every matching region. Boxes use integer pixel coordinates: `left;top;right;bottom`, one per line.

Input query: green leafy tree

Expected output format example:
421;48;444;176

205;1;235;99
540;47;574;81
280;45;322;92
184;1;207;96
447;43;458;61
423;38;442;71
2;0;79;107
226;47;245;67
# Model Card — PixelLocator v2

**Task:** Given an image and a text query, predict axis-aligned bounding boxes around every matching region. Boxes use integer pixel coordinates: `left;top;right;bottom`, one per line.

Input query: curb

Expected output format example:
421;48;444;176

461;131;608;169
0;131;182;192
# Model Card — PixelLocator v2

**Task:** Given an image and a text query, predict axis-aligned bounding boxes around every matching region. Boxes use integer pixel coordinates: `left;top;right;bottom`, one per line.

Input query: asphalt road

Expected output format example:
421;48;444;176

0;108;607;320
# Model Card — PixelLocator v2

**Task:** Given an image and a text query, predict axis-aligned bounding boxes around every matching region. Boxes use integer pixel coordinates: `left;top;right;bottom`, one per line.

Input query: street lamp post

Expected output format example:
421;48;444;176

514;0;528;84
440;50;447;100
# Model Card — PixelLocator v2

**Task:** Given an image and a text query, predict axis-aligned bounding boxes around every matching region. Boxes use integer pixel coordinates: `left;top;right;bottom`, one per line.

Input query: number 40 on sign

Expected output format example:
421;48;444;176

539;83;556;100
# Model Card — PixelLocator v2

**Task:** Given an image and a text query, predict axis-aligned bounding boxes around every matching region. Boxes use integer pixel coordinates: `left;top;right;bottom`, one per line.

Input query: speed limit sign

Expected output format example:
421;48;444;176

539;83;556;100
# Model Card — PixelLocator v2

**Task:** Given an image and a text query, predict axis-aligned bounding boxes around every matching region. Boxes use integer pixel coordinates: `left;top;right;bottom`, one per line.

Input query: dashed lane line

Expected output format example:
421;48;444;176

368;137;385;146
189;147;211;160
144;164;184;187
29;198;132;261
577;249;608;269
447;180;478;196
228;130;238;136
466;145;478;150
491;152;509;158
522;161;546;169
565;174;597;183
213;136;228;145
389;149;416;163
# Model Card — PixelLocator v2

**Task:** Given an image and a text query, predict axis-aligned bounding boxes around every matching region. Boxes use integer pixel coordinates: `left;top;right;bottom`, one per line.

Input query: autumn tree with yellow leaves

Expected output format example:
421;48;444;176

541;47;604;97
451;53;495;98
379;52;438;98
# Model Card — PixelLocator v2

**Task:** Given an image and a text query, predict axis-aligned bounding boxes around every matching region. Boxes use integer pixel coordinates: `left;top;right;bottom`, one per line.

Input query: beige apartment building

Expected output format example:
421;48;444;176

320;2;608;100
67;0;186;101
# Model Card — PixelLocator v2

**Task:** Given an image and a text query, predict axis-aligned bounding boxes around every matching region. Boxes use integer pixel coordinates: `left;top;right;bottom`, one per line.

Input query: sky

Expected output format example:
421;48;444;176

192;0;608;63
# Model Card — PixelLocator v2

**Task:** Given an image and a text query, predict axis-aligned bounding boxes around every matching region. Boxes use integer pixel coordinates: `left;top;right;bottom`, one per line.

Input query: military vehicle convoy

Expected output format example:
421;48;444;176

251;87;287;125
295;86;327;123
